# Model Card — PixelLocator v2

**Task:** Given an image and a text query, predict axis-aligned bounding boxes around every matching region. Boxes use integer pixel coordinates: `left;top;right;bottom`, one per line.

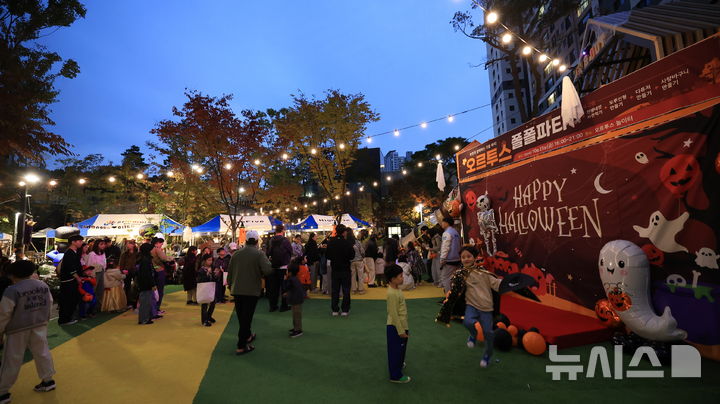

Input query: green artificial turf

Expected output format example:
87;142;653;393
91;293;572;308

195;297;720;404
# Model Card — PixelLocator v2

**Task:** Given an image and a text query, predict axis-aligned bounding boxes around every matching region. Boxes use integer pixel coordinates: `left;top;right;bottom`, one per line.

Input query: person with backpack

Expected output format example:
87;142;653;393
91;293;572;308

265;225;293;312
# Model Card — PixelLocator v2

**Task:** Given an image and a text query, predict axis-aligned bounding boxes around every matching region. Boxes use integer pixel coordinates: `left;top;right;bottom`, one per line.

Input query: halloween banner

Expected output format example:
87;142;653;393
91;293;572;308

457;36;720;356
457;35;720;183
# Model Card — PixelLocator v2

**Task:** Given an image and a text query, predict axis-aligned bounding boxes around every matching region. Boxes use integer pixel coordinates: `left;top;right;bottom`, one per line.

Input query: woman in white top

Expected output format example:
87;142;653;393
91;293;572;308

85;239;108;309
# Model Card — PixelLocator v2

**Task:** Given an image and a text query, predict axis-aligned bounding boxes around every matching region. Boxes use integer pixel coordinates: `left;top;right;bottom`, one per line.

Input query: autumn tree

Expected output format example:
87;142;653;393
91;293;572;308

151;91;287;241
0;0;86;161
452;0;579;122
272;90;380;215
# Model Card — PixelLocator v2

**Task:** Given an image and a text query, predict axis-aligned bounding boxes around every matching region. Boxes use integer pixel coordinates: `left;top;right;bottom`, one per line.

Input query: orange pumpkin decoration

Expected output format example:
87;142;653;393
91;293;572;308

496;322;507;330
507;324;518;337
608;287;632;312
522;331;547;355
594;299;622;327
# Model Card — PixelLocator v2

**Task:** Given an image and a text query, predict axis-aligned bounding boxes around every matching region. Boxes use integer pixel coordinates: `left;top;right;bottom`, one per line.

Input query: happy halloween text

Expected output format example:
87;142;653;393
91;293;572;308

497;178;602;238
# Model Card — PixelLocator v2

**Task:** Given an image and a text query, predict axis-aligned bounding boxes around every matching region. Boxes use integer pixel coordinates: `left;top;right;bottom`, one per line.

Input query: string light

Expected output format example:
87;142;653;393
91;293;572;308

191;164;200;172
282;153;289;160
18;181;26;186
454;145;461;151
470;0;567;76
366;137;372;144
136;173;144;179
435;154;442;160
386;176;392;181
486;11;498;24
323;198;328;203
239;187;245;193
393;129;400;136
372;181;378;187
359;186;364;191
78;178;87;185
166;171;174;177
402;169;407;175
417;162;423;167
253;159;261;165
312;201;317;206
304;204;308;208
345;191;351;196
108;176;116;183
447;115;454;122
338;143;345;150
420;122;428;128
224;163;232;170
49;180;57;186
310;148;317;155
334;195;340;200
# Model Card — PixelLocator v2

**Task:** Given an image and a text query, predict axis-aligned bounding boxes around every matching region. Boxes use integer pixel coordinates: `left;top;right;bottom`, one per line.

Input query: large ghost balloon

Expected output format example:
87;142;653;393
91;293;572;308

598;240;687;341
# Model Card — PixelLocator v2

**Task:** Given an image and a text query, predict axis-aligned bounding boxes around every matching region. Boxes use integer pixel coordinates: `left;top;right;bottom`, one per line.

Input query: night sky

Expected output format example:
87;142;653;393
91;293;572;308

40;0;492;166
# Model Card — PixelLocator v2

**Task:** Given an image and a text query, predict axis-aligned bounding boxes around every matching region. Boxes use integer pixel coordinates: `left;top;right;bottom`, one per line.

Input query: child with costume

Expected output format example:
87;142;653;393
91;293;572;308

386;264;410;383
78;267;97;319
396;256;415;291
101;259;127;312
436;246;501;368
0;260;57;404
283;257;305;338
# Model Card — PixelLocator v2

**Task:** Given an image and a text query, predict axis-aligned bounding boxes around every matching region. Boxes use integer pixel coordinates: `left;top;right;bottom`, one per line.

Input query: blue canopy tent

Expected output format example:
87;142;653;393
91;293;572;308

344;214;371;228
191;215;281;234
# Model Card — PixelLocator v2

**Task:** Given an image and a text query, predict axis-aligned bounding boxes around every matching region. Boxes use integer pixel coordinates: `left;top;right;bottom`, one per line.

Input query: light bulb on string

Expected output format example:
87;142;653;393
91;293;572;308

435;154;442;160
345;191;351;196
78;178;87;185
417;162;423;167
323;198;328;203
447;115;454;122
136;173;144;180
366;137;372;144
420;122;427;128
166;171;174;177
224;163;232;170
372;181;378;187
402;169;407;175
282;153;289;160
486;11;498;24
454;145;460;151
538;54;548;62
552;59;560;67
393;129;400;137
338;143;345;150
501;33;513;44
359;186;364;192
334;195;340;200
559;64;567;72
18;181;26;186
522;46;532;56
310;148;317;155
108;176;116;183
386;176;392;182
253;159;261;166
312;201;317;206
49;180;57;186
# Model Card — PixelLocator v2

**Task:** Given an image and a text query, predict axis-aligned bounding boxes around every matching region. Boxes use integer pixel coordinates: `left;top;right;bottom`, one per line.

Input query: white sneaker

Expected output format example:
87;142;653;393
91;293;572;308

466;340;476;349
341;312;349;317
332;312;339;317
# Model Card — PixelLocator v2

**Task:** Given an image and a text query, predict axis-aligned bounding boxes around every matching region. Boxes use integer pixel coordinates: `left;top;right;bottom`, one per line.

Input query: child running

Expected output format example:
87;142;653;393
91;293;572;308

385;264;410;383
197;254;217;327
284;257;305;338
437;246;501;368
0;260;56;403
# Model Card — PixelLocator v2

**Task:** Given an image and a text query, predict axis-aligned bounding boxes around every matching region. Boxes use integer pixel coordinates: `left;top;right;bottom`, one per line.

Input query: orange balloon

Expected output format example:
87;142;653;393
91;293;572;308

507;325;518;337
496;322;507;330
522;331;547;355
594;299;622;327
473;322;485;341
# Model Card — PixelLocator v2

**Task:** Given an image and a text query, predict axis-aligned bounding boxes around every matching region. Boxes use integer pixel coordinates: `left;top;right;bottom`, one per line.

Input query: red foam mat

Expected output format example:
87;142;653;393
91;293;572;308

500;294;614;349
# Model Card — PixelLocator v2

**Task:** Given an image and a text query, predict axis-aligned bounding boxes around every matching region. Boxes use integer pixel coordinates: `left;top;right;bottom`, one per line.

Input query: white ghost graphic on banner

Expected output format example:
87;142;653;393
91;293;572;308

633;211;689;253
695;248;719;269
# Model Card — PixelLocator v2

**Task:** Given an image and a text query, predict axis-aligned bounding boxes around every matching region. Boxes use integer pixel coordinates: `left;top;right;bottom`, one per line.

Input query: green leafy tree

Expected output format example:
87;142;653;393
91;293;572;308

0;0;86;161
273;90;380;213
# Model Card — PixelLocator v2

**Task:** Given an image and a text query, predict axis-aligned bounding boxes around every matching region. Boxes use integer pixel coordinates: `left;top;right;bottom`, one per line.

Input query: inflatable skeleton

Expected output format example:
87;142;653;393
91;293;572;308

476;193;499;256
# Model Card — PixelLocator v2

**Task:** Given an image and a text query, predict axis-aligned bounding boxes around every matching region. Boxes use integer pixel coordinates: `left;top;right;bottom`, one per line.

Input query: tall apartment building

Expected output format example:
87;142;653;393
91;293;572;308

382;150;412;172
486;0;667;136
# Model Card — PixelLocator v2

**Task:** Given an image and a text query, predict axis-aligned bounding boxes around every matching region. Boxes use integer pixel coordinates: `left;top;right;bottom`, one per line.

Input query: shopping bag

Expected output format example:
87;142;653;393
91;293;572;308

197;281;216;304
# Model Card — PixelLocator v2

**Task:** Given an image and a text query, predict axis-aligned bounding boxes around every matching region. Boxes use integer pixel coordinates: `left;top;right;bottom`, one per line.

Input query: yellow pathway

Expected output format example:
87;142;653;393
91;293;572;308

310;282;446;300
11;291;233;404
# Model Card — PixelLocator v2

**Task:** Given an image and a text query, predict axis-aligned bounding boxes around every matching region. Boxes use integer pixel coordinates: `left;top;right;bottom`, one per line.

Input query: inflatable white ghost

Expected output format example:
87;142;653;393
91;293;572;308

598;240;687;341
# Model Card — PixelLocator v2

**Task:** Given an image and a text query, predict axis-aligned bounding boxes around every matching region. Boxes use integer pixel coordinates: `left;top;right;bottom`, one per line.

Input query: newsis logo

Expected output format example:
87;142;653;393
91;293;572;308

546;345;702;380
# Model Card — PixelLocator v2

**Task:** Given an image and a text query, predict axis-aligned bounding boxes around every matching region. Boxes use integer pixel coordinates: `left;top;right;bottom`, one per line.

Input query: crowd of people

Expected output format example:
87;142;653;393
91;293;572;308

0;214;498;398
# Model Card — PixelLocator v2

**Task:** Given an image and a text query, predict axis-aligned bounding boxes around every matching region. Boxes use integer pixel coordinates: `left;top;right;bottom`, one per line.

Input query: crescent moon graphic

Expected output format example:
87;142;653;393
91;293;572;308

594;173;613;194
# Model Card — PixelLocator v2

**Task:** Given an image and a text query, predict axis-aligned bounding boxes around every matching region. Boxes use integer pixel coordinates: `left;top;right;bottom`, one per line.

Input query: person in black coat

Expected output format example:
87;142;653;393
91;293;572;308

284;258;306;337
136;243;157;325
304;233;321;292
325;224;355;316
183;246;198;305
384;235;400;266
